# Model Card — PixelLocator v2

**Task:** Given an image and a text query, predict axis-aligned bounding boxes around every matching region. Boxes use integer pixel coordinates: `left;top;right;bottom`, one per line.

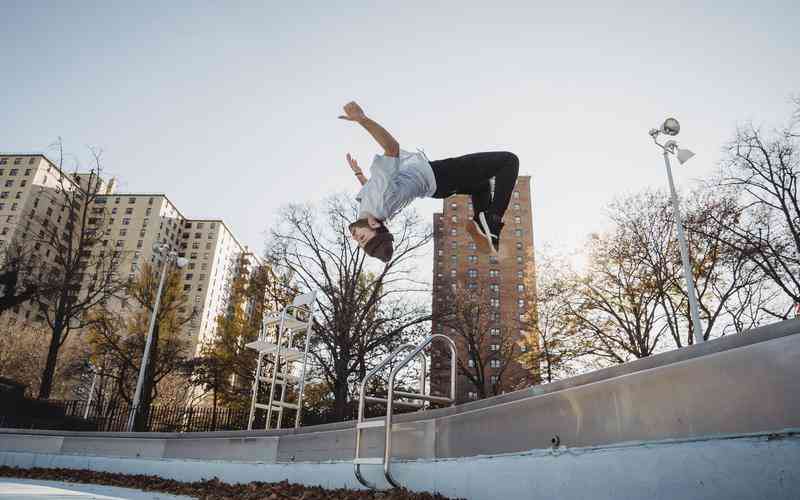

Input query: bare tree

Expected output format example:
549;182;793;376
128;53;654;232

267;194;433;421
569;228;667;363
607;189;775;347
439;283;532;399
18;142;125;399
709;102;800;317
519;250;593;383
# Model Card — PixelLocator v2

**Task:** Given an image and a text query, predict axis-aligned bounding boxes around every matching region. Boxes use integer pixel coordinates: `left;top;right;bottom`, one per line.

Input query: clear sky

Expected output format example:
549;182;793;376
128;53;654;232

2;1;798;277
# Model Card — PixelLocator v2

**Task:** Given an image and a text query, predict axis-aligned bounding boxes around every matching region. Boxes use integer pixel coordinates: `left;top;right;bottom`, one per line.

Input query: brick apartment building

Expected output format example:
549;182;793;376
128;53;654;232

430;175;538;402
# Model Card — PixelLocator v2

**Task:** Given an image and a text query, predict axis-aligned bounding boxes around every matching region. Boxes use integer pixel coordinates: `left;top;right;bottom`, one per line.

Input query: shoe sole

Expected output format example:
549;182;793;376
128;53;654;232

465;216;496;256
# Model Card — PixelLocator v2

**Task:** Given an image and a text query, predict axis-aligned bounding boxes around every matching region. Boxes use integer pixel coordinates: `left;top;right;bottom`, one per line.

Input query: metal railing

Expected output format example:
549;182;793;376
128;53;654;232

354;334;457;489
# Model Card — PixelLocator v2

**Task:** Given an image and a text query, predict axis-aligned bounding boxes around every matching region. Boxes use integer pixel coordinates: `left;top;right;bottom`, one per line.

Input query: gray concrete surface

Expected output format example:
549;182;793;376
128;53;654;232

0;478;192;499
3;319;799;463
2;430;798;499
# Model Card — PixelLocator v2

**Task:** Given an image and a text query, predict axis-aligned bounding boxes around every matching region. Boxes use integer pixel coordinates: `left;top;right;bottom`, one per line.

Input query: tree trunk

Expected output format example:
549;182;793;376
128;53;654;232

332;379;350;422
37;319;64;399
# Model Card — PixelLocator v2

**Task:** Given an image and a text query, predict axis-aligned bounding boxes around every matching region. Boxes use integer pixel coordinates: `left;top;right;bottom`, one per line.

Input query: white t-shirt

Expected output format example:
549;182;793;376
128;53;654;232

356;149;436;221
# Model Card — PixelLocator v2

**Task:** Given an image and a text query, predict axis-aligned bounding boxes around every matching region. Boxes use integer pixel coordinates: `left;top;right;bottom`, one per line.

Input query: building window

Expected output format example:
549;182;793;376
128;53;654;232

9;169;18;175
114;197;120;204
490;284;499;294
517;284;525;293
119;229;127;236
513;191;520;199
122;218;130;225
516;242;523;251
451;216;458;223
467;269;478;278
490;375;499;384
468;359;475;368
137;240;143;248
451;241;458;249
148;197;155;205
490;344;499;352
467;242;476;251
450;228;457;236
514;216;521;224
467;255;477;264
192;242;199;249
490;359;501;368
518;299;525;308
183;284;191;291
146;208;151;216
437;249;444;256
517;270;524;279
489;269;499;278
115;240;124;248
190;252;198;259
490;328;500;336
521;344;528;353
450;269;456;277
490;298;499;308
4;180;12;188
125;207;133;215
468;391;478;400
516;256;523;264
185;273;194;280
467;282;478;290
128;197;136;204
514;229;523;237
513;203;520;210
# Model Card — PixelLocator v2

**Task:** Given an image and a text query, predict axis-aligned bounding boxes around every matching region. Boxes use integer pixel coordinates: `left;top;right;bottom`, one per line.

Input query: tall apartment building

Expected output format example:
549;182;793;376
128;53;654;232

430;175;538;402
0;153;253;356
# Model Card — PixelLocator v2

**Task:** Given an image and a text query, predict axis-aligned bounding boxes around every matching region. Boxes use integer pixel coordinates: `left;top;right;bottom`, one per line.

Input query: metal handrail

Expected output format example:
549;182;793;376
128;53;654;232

353;333;457;490
354;343;418;490
384;334;456;488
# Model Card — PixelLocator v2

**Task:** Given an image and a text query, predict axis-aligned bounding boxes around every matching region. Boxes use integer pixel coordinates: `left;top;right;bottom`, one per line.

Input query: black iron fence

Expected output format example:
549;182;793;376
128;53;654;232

0;398;254;433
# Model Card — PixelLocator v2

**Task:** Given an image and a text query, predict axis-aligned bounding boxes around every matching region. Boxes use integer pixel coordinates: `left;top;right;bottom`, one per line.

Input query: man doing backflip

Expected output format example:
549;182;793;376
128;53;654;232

341;101;519;263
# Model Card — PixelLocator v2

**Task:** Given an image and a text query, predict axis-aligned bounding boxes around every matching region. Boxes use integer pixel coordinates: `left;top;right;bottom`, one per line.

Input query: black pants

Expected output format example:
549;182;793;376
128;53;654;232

430;151;519;219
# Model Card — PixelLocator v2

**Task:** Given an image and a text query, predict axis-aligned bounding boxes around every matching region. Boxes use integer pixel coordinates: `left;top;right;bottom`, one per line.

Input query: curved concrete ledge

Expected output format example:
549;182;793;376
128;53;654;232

2;320;800;498
2;430;799;500
3;319;799;463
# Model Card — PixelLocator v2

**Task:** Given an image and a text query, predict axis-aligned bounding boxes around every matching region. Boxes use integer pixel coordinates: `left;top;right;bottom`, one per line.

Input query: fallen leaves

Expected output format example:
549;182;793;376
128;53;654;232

0;466;464;500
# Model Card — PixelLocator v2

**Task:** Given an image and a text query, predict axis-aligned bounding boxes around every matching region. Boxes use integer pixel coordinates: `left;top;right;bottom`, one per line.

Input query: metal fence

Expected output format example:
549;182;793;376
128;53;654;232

0;398;254;433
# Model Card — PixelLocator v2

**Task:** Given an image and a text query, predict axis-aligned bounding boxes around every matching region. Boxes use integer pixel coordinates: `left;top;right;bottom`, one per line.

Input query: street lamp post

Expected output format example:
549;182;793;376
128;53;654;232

126;243;188;431
649;118;704;345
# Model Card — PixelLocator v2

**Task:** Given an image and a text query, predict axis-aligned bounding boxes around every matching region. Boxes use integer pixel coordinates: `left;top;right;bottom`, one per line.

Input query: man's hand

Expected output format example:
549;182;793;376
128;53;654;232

346;153;361;174
338;101;366;123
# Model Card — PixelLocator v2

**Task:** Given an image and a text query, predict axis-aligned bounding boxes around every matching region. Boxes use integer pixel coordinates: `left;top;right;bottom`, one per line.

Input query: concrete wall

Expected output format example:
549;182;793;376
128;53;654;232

2;319;800;498
2;431;798;499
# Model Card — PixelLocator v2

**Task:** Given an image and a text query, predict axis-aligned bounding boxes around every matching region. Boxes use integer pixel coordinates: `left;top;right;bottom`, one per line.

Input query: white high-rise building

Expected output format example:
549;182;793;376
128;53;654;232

0;153;254;355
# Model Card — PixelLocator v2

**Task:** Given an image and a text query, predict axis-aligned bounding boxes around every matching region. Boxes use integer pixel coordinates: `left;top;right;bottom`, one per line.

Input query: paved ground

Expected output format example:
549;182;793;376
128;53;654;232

0;479;193;499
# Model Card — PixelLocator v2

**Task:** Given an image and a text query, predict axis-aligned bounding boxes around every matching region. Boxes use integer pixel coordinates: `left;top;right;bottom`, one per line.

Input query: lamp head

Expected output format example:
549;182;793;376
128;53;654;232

676;148;695;165
661;117;680;136
175;257;189;269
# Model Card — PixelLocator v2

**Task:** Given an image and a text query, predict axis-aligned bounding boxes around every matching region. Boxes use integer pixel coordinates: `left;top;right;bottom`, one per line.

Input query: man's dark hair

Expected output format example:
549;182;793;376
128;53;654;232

349;218;394;263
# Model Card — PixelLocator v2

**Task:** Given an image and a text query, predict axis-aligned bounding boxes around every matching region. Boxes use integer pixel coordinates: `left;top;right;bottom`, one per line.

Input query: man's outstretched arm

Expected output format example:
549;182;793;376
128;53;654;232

347;153;368;186
339;101;400;157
